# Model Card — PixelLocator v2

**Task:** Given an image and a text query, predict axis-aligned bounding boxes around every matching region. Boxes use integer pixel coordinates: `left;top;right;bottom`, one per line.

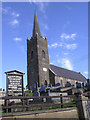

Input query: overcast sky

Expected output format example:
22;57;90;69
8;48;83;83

2;2;88;89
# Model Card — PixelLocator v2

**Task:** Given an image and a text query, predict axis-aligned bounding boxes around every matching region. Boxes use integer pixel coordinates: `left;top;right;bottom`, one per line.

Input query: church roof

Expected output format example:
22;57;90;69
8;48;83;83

50;64;87;82
32;10;41;37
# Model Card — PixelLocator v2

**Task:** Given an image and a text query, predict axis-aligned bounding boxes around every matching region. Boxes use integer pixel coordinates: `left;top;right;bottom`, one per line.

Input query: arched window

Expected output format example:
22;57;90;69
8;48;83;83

60;80;63;87
31;51;33;59
42;50;45;58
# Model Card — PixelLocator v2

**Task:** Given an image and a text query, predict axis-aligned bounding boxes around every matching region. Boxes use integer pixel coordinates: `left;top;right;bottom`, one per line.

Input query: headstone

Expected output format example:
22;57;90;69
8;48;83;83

33;91;39;97
76;82;81;88
33;91;40;102
39;85;45;93
55;83;60;86
65;82;71;87
48;84;51;87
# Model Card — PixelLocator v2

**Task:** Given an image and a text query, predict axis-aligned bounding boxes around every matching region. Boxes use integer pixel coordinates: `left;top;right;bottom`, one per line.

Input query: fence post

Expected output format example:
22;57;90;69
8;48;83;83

5;99;8;113
60;94;63;108
26;99;29;111
21;98;25;112
74;92;85;120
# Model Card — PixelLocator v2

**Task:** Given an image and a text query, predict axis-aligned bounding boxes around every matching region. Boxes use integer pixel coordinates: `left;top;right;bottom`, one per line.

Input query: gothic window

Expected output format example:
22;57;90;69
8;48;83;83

31;51;33;59
42;50;45;58
60;80;63;87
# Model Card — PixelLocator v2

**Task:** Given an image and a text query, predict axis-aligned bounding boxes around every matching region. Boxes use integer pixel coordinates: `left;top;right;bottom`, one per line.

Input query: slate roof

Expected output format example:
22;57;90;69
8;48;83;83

50;64;87;82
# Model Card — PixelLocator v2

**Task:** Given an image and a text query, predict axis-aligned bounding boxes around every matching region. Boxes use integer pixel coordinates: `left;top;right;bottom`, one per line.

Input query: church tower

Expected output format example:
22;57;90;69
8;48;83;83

27;11;50;90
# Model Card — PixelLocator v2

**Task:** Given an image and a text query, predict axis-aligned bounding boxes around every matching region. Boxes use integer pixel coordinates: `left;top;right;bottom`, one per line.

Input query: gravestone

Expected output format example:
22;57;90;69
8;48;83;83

76;82;81;88
39;84;51;102
65;82;71;87
48;83;51;87
33;91;41;102
39;85;45;93
55;83;60;86
33;91;39;97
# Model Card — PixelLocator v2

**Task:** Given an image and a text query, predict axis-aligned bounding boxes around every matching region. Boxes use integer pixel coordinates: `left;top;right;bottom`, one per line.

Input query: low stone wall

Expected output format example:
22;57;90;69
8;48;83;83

49;92;71;103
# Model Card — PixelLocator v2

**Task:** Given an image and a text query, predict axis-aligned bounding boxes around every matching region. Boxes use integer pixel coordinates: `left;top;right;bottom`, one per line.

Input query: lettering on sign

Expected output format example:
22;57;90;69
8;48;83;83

8;75;23;96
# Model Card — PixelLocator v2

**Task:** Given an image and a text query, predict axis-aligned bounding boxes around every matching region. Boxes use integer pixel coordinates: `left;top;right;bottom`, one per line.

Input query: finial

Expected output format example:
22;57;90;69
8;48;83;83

45;37;47;40
27;37;29;40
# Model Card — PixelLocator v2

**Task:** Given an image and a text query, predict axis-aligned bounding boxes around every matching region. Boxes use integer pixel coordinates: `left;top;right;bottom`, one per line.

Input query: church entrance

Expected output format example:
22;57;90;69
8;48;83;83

44;80;47;86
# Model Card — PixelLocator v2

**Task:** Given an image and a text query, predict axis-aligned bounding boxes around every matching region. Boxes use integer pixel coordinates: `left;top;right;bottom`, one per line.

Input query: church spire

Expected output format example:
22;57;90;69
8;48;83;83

32;10;41;37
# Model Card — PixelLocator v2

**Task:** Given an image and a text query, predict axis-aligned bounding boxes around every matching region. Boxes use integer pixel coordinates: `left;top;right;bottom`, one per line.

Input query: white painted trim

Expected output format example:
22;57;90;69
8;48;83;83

49;68;57;75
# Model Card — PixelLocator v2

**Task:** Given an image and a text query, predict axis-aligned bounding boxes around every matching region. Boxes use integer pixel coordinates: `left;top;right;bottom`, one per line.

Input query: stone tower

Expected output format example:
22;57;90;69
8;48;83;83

27;11;50;90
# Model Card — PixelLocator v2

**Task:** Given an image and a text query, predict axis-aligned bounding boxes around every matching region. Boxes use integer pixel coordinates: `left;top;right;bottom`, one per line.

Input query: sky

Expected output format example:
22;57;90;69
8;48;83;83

1;2;88;89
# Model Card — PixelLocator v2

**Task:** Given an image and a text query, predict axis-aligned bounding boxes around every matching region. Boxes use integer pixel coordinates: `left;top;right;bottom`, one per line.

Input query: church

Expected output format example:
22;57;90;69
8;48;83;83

27;11;87;90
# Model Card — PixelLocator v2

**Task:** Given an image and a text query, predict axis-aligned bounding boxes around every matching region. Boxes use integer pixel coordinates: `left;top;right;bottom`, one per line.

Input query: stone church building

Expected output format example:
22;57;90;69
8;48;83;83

27;11;86;90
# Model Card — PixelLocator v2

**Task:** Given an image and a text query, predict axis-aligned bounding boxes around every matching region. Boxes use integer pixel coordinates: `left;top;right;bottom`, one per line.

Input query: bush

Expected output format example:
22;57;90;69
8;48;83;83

25;90;33;96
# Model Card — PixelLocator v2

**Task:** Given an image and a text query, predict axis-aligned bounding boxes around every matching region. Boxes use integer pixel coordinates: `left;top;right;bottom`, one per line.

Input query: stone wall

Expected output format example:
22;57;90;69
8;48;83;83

27;35;50;90
55;76;83;87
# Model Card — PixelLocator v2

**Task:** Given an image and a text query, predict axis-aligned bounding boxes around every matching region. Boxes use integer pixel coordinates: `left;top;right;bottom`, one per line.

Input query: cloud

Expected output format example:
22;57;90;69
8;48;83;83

30;1;48;18
48;42;63;48
36;2;48;14
48;42;77;50
61;58;73;70
30;0;47;13
1;7;11;14
13;37;22;41
2;7;20;18
1;8;8;14
51;43;58;48
50;62;54;64
84;71;88;75
2;7;20;27
63;52;69;55
65;43;77;50
39;2;45;13
48;44;50;47
10;19;19;25
48;43;58;48
71;34;77;40
11;12;20;17
60;33;77;40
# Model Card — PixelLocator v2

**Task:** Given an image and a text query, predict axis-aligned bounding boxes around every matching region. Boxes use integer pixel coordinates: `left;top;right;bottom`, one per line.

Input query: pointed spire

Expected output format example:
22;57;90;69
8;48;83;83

32;10;41;37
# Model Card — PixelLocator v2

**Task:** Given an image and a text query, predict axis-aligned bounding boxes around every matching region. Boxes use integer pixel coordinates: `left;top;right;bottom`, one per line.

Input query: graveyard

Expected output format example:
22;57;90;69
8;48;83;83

0;82;90;119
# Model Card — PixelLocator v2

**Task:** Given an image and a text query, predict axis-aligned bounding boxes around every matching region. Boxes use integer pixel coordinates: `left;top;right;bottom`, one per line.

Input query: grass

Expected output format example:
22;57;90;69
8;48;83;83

64;104;76;108
28;103;76;111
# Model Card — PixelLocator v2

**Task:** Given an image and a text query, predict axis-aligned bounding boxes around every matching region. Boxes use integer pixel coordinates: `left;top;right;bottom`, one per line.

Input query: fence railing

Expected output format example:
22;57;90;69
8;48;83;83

0;92;89;120
1;94;75;113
